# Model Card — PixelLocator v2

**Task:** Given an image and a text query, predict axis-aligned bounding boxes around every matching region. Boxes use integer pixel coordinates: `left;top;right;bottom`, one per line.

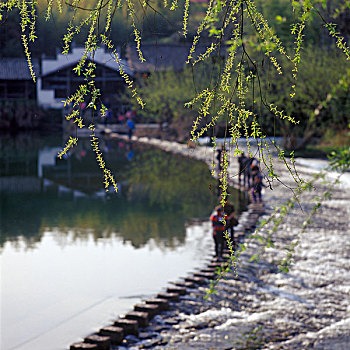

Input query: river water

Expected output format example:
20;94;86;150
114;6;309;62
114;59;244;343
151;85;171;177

0;133;248;350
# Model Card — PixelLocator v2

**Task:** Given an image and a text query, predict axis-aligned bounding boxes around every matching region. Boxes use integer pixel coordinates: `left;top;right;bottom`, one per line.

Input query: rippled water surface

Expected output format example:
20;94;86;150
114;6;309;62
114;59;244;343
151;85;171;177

0;133;248;350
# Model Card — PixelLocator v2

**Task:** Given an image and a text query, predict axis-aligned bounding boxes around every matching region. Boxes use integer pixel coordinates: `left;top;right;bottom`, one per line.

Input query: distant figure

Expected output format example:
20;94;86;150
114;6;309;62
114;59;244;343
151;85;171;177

210;205;227;260
79;101;86;117
238;152;246;185
104;108;112;126
243;155;253;188
118;114;125;124
251;172;265;203
250;156;259;169
217;145;223;172
103;99;112;126
131;109;137;120
126;117;135;139
250;156;259;175
217;145;230;196
223;201;239;249
126;110;132;120
250;163;260;184
80;102;86;108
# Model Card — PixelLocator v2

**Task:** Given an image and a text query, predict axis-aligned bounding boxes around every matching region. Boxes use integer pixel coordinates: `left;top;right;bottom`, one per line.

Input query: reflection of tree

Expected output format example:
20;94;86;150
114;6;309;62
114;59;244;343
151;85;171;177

51;199;189;249
126;148;218;215
0;192;45;247
0;140;247;250
0;193;187;249
118;203;186;249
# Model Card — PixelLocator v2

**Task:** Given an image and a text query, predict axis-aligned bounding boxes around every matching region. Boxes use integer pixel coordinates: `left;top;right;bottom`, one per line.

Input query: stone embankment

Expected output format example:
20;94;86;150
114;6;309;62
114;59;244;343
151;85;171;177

70;136;350;350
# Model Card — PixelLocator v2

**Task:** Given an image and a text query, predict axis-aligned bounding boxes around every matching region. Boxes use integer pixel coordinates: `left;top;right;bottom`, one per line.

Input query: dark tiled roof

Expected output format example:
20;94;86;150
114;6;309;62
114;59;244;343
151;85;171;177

0;58;40;80
41;47;132;77
126;43;226;73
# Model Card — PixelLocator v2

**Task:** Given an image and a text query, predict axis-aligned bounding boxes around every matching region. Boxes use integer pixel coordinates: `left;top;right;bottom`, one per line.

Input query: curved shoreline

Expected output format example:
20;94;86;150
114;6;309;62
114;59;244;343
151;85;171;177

70;135;350;350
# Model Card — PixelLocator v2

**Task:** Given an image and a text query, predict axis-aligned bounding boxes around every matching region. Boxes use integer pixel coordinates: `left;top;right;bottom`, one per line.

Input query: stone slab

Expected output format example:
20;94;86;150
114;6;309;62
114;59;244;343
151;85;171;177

83;335;110;350
98;326;123;345
113;319;138;336
134;303;159;319
157;292;180;302
145;298;169;311
125;311;149;328
70;343;98;350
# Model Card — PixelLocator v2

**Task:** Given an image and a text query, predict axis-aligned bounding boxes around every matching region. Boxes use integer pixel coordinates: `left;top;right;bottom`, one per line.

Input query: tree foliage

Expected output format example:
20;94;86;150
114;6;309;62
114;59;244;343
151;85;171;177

248;46;350;149
0;0;349;195
1;0;350;297
128;62;220;139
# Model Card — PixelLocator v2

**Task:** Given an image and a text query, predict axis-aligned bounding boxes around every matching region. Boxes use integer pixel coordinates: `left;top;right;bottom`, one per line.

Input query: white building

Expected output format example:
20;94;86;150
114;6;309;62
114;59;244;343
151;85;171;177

37;47;132;109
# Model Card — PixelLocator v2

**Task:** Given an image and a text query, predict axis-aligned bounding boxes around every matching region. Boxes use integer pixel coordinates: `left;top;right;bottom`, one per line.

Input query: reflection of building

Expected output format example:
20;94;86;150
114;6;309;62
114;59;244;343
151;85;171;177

0;58;39;99
38;47;132;109
0;176;42;192
38;147;62;177
0;142;120;196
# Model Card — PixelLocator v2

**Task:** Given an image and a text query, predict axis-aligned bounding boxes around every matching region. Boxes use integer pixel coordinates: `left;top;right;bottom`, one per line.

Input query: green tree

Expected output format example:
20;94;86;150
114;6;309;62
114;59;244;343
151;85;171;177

1;0;350;319
128;63;218;139
249;46;350;150
0;0;349;190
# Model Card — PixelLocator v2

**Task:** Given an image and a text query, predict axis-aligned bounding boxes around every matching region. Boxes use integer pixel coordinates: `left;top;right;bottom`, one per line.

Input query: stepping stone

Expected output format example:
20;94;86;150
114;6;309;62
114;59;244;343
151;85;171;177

98;326;123;345
157;292;180;302
125;311;149;328
183;276;207;285
113;319;138;336
200;267;216;273
193;271;215;279
172;280;196;289
243;220;256;226
166;286;187;295
134;303;159;319
163;317;180;325
208;262;223;268
142;337;164;348
84;335;110;350
70;343;98;350
138;331;158;340
149;325;171;332
145;298;169;311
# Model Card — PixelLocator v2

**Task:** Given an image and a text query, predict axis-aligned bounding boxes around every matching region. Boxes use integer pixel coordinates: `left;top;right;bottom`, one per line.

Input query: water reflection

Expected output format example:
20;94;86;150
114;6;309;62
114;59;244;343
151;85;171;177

0;133;248;250
1;132;249;350
1;223;213;350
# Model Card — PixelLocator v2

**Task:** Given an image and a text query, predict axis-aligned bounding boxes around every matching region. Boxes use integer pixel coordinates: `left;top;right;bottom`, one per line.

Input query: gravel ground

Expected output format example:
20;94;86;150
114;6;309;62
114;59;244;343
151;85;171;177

112;136;350;350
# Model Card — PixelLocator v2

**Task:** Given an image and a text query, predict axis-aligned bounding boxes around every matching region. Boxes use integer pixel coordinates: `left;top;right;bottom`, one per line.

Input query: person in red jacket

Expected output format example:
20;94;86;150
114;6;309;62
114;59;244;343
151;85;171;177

210;205;227;260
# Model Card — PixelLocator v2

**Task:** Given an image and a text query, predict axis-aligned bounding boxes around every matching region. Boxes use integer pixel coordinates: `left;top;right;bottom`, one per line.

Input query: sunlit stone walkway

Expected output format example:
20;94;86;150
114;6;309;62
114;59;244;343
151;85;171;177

112;136;350;350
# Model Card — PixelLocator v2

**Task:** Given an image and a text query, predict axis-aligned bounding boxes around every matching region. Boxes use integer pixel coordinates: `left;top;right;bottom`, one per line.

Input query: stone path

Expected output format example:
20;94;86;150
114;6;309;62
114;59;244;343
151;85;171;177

71;136;350;350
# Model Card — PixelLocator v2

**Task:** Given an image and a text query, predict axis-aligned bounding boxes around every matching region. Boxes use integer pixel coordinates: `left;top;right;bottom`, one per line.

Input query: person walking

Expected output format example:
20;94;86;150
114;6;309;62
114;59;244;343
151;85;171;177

118;113;125;124
238;152;246;185
126;116;135;139
217;145;224;172
243;155;253;188
210;205;227;260
251;171;264;203
250;162;260;184
223;201;239;249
